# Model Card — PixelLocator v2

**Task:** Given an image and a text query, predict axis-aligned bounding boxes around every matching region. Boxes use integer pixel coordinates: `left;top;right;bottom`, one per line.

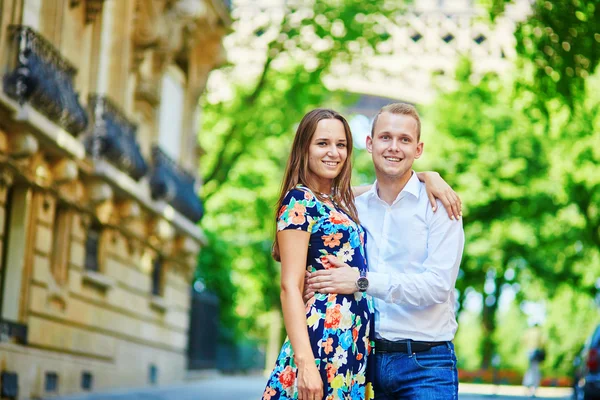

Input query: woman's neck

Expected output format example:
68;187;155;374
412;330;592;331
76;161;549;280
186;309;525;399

305;176;333;195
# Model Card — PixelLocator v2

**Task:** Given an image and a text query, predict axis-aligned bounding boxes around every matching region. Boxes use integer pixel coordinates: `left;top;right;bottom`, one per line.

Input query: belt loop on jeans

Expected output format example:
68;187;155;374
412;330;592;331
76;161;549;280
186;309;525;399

407;340;413;354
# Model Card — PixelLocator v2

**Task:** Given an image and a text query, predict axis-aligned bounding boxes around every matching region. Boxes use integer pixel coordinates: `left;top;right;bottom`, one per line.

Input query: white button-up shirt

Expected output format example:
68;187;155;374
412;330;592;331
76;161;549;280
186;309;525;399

356;172;464;342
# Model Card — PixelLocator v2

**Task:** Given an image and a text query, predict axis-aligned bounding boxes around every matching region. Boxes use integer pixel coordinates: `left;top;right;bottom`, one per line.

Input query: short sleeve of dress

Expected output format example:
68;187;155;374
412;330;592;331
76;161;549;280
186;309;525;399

276;188;319;234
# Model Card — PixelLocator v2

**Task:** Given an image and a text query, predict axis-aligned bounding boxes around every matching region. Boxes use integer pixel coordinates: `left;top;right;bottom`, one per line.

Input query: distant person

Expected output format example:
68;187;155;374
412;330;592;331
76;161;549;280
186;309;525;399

523;323;546;397
261;108;459;400
306;103;465;399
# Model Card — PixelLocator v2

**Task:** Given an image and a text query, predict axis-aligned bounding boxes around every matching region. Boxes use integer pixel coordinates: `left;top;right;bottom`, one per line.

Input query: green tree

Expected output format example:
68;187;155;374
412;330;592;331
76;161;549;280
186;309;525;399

490;0;600;108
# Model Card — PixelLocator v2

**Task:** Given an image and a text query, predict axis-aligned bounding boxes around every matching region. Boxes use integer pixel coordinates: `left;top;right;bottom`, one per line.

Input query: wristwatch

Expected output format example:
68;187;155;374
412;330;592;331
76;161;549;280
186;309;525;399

356;269;369;292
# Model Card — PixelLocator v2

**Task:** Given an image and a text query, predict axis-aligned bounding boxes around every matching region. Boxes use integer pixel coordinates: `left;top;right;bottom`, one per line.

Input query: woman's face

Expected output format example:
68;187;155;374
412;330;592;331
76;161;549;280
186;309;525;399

307;118;348;192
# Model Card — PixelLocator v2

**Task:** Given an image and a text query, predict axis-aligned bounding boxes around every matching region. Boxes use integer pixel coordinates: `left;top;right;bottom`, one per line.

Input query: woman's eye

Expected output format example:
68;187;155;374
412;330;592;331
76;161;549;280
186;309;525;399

317;142;327;146
337;143;346;148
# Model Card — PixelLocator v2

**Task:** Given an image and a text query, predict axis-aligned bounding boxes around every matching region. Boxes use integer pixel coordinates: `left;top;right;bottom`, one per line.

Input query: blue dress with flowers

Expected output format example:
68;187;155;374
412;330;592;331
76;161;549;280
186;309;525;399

262;185;375;400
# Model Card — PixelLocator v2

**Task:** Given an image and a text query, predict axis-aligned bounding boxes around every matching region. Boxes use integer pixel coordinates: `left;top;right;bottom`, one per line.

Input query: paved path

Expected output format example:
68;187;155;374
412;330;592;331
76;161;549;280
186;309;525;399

54;375;573;400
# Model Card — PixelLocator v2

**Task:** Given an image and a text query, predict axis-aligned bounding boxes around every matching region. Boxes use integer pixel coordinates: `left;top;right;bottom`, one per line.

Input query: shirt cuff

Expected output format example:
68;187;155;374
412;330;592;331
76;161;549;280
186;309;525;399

366;271;390;300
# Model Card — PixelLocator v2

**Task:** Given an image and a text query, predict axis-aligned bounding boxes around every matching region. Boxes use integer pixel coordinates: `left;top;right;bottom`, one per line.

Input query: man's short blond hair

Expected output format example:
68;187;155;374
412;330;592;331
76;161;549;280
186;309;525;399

371;103;421;140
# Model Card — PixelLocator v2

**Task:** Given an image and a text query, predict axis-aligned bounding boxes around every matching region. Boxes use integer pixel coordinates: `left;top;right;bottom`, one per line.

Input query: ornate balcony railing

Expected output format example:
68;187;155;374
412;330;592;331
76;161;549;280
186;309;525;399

2;26;88;136
85;95;148;181
149;146;204;223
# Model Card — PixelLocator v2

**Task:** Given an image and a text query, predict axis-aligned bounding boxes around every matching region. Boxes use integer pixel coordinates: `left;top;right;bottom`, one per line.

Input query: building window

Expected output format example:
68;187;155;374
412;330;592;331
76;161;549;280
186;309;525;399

81;371;93;390
148;364;158;385
84;222;101;272
158;66;186;160
45;371;59;393
51;206;71;285
151;257;163;296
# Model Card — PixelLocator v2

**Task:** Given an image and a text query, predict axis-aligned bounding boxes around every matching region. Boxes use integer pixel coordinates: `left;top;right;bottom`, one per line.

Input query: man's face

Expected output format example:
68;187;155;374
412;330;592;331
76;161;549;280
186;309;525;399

367;112;423;180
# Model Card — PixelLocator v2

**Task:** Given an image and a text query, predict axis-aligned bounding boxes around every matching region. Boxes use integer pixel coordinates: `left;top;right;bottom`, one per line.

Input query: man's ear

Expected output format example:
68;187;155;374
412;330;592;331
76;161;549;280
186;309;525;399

415;141;424;159
366;136;373;154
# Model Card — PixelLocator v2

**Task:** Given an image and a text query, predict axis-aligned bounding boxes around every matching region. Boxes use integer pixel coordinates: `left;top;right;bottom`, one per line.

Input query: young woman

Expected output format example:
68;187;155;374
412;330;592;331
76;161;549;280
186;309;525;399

262;109;458;400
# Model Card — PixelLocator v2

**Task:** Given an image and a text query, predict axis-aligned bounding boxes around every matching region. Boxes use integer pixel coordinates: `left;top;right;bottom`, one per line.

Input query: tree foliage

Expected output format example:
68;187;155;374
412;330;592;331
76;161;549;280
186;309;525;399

421;0;600;371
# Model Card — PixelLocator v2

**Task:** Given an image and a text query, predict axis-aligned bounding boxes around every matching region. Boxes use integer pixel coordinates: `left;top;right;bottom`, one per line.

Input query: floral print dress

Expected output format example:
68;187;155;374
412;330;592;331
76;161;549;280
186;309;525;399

263;186;375;400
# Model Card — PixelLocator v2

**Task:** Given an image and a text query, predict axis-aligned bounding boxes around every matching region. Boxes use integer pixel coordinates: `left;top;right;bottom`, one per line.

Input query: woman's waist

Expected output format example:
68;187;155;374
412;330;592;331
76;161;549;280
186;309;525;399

307;292;372;309
307;262;368;273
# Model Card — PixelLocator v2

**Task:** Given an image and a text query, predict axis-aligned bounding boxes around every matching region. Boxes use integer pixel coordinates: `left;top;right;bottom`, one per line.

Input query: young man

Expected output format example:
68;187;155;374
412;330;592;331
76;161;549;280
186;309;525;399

306;103;465;399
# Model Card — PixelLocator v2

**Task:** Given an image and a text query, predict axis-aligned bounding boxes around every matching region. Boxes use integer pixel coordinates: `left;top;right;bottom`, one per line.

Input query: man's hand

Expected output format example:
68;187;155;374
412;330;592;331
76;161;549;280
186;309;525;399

306;256;360;295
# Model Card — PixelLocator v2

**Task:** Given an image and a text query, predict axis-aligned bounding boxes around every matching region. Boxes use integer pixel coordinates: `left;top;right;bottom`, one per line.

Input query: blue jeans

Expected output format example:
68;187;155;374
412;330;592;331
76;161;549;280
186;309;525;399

374;341;458;400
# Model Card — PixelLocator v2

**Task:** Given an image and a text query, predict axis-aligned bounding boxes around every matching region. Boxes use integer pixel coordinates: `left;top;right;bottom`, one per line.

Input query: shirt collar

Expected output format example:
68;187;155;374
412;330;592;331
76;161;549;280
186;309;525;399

368;170;421;203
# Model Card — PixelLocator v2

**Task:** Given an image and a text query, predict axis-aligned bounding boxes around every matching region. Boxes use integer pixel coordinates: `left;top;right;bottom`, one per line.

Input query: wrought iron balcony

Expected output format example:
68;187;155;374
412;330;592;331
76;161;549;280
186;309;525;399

85;95;148;181
2;26;88;136
149;146;204;223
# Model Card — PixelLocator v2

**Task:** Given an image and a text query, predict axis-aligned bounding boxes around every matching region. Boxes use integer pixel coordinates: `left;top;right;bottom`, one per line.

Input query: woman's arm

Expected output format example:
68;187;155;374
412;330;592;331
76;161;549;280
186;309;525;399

416;171;462;220
279;230;323;400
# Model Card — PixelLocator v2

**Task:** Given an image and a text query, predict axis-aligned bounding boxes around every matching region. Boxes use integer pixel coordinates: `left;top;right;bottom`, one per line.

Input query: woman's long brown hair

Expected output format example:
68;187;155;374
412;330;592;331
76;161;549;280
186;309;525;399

272;108;359;262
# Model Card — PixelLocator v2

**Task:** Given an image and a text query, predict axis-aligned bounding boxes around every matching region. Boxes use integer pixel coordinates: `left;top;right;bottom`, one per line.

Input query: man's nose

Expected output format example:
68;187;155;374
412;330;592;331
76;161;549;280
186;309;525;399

389;138;401;151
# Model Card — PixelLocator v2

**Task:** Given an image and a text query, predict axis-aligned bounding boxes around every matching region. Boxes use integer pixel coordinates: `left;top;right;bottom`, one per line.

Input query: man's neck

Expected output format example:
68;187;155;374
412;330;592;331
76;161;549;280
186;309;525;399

376;171;413;205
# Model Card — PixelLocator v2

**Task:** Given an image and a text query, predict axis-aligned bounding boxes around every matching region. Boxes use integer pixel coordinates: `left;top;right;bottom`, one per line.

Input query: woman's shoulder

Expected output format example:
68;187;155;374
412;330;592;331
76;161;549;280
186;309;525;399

283;185;318;203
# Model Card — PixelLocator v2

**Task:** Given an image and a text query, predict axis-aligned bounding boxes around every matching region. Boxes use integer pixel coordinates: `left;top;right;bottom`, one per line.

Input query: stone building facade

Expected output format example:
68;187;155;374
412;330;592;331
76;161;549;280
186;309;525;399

0;0;229;398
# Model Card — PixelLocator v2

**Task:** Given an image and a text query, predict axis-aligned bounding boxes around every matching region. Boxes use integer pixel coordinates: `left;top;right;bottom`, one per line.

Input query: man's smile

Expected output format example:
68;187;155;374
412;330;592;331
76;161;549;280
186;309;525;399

384;156;402;163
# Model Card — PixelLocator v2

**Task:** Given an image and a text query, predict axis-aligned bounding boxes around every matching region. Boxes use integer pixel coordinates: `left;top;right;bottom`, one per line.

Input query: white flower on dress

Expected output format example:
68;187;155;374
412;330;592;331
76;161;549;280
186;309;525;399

339;298;353;331
337;242;354;262
332;345;348;368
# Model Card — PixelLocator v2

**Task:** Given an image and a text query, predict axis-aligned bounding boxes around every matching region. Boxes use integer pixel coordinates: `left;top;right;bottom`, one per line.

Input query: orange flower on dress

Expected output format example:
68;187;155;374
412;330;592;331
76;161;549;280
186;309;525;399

356;353;363;361
304;191;313;200
321;337;334;355
352;327;359;343
324;304;342;329
329;211;349;225
322;232;343;248
290;203;306;225
326;363;338;383
278;205;287;219
278;366;296;389
263;387;276;400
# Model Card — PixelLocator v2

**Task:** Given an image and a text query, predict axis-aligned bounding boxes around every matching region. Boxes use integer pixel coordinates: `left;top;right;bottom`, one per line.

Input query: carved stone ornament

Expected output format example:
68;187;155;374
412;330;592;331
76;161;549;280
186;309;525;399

0;167;15;186
86;179;113;204
51;159;79;183
132;0;220;105
70;0;107;24
9;132;39;158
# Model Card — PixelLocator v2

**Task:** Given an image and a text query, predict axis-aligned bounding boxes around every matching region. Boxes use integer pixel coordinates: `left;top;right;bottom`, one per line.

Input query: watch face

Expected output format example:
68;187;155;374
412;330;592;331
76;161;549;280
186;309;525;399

357;277;369;292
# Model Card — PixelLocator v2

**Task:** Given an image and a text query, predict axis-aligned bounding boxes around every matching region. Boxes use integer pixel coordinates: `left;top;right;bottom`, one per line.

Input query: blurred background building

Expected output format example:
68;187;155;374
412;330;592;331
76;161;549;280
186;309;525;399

0;0;229;398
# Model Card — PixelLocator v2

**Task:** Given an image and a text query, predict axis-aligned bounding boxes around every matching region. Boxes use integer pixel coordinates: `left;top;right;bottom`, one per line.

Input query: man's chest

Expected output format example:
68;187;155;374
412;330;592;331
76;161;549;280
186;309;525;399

358;201;429;265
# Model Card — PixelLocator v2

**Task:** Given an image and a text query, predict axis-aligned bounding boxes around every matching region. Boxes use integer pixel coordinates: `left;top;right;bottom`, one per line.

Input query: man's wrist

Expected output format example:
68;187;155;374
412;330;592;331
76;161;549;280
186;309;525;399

355;269;369;292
